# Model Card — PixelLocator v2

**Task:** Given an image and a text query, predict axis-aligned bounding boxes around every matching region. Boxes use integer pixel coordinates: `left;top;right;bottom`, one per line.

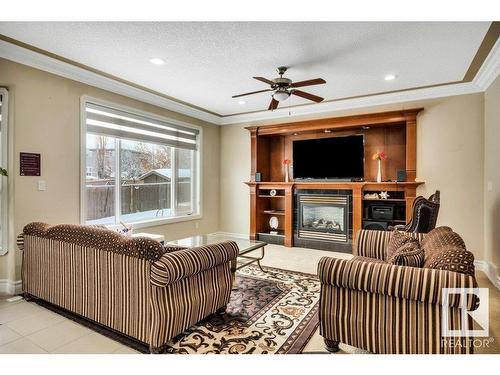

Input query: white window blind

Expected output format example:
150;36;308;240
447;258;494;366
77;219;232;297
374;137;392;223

85;103;199;150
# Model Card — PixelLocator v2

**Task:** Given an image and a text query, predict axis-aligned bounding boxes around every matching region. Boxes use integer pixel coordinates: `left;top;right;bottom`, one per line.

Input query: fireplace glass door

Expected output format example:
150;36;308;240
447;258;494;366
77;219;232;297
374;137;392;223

298;194;349;242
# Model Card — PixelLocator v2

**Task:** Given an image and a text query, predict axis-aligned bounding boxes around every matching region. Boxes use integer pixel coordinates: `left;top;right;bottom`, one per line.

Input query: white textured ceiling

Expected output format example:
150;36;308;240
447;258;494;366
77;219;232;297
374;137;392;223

0;22;492;116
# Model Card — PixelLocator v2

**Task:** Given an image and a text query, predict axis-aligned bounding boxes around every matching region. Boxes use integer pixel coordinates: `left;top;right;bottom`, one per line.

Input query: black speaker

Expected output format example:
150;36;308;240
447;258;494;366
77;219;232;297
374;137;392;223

255;172;262;182
397;170;407;182
363;221;388;231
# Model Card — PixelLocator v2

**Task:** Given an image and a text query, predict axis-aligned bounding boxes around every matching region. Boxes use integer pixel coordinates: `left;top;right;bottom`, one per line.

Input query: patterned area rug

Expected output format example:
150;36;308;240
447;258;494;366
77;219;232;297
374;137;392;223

165;265;320;354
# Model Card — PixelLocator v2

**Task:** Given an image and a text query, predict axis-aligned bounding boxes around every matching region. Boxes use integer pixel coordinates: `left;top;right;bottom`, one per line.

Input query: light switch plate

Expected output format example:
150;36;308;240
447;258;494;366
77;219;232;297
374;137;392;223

37;180;47;191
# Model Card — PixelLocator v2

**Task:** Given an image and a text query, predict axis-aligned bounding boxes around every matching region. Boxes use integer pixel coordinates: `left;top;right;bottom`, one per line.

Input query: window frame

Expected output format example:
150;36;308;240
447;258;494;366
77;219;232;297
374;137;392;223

80;96;203;229
0;88;11;255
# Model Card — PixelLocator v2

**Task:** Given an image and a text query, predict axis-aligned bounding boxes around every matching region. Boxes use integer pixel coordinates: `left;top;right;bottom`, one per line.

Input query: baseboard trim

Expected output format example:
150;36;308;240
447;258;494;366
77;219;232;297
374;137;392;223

0;279;22;295
209;231;250;240
475;260;500;290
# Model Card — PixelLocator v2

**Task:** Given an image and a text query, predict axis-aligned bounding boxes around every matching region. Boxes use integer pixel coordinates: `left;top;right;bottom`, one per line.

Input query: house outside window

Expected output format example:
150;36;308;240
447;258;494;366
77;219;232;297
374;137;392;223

81;98;201;227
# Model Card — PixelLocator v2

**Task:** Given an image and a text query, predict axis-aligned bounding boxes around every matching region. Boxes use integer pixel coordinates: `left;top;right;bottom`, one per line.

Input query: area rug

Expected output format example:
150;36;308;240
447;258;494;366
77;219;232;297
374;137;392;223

165;265;320;354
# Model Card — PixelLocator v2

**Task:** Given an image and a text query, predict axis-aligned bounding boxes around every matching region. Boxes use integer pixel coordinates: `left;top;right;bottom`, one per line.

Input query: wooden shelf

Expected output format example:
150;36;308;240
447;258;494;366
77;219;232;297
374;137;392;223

363;218;406;223
363;198;406;202
258;195;285;198
258;231;285;237
262;210;286;216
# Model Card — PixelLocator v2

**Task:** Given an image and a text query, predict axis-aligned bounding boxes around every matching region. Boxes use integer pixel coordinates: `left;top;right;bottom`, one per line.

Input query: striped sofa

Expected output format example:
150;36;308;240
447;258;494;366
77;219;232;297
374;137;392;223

318;228;479;354
19;222;239;353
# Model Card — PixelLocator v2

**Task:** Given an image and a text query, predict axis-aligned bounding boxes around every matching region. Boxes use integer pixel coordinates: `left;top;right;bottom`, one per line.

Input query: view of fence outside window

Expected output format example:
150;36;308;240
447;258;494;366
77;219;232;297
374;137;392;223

83;101;199;226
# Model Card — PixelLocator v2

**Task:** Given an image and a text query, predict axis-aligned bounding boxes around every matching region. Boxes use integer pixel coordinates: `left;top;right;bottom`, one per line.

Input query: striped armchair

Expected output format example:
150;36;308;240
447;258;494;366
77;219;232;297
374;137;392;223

20;222;238;353
318;229;478;354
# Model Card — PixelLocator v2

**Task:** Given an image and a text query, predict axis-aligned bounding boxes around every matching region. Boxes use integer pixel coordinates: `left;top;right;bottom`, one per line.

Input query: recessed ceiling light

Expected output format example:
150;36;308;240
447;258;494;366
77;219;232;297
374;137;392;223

384;74;397;81
238;100;247;105
150;58;165;65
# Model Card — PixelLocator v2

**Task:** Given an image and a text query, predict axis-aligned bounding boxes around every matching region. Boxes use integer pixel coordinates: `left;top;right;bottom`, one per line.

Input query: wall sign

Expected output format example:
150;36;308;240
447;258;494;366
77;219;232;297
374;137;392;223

20;152;41;176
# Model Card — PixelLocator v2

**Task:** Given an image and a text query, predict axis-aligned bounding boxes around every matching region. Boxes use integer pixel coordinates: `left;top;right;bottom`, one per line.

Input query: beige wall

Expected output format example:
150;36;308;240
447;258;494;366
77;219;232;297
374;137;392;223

0;58;220;281
220;93;486;260
484;75;500;278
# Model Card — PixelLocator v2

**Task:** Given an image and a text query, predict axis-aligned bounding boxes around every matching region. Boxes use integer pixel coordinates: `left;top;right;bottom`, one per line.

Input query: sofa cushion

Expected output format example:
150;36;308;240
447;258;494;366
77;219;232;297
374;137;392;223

387;231;419;260
387;240;424;268
421;226;466;267
425;244;475;277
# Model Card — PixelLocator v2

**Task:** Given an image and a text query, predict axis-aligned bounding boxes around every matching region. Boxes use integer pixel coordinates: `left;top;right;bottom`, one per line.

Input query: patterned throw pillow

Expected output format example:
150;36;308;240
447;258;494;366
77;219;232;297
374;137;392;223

387;230;420;260
421;226;467;267
425;244;475;277
387;241;424;267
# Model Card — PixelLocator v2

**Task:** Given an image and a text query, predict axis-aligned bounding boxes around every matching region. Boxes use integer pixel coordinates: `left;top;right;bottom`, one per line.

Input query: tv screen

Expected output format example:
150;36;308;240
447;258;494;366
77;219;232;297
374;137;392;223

292;135;364;180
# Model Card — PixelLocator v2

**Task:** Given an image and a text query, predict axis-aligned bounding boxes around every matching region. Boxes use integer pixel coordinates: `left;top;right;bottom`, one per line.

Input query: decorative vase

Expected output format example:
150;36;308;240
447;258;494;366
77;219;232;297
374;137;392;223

376;159;382;183
285;167;289;183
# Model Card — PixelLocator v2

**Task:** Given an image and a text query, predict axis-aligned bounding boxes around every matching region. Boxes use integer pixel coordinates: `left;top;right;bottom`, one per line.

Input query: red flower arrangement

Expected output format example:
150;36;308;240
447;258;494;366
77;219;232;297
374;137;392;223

372;151;387;161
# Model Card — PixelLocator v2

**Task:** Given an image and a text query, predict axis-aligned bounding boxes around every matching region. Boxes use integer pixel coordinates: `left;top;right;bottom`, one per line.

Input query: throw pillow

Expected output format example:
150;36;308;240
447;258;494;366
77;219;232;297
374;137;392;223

387;241;424;267
421;226;467;267
386;230;420;261
425;244;475;277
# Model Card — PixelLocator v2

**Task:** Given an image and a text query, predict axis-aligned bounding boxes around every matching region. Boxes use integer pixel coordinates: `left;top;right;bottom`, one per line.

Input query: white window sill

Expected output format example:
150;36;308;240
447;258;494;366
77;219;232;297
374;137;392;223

101;213;202;231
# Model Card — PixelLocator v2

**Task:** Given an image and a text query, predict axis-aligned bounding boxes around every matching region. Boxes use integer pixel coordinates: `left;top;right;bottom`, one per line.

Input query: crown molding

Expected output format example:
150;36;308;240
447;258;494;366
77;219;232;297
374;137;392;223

474;38;500;90
219;81;484;125
1;37;498;127
0;40;222;125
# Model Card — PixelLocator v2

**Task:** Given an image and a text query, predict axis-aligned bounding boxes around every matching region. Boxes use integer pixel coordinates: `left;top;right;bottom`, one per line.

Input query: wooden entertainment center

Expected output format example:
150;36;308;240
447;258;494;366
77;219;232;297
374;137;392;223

245;108;424;248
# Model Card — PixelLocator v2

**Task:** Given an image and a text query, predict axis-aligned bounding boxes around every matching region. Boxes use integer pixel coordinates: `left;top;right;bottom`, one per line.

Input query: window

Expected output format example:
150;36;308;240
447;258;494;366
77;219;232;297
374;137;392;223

0;89;8;255
82;100;201;227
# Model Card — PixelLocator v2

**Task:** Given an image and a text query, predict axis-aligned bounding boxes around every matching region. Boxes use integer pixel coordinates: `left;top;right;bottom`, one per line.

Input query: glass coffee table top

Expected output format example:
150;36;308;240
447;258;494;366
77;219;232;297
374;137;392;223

167;234;267;271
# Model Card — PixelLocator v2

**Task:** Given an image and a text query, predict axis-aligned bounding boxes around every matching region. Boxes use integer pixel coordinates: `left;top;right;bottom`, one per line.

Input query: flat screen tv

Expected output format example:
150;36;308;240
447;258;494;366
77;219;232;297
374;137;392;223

292;135;364;180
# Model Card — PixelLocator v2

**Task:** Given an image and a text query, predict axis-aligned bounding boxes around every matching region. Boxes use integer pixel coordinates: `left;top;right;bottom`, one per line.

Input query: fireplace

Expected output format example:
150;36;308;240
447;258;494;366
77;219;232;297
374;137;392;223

294;190;352;253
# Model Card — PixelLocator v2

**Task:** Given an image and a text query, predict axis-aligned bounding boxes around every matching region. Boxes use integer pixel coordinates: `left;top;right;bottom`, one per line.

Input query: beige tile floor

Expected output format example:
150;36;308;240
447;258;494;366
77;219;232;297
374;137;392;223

0;244;498;354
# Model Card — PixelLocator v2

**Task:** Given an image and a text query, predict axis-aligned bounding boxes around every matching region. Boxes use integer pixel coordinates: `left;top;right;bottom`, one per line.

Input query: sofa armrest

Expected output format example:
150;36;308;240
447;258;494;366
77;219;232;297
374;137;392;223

318;257;478;310
353;229;392;260
150;241;239;287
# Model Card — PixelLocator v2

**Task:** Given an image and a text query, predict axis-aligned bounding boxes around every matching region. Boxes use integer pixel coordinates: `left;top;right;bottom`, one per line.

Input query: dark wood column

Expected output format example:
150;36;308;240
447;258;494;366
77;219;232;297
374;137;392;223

249;184;257;240
405;113;418;182
284;185;294;247
352;186;363;237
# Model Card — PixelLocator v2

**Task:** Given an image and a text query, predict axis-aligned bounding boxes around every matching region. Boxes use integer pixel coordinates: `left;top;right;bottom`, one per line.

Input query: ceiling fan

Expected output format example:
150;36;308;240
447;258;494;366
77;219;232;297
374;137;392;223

232;66;326;110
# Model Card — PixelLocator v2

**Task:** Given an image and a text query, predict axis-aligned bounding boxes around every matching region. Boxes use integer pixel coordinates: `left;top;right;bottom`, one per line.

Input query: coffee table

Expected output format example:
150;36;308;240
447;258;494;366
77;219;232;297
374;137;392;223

166;234;267;272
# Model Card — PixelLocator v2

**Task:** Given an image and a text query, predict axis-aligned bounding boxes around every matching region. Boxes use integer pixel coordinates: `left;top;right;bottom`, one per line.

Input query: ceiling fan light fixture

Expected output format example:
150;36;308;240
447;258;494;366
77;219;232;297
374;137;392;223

273;91;290;102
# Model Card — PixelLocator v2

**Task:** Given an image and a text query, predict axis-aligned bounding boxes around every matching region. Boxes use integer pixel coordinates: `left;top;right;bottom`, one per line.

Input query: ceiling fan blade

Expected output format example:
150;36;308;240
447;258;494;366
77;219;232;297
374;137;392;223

290;78;326;88
292;90;324;103
268;98;279;110
232;89;272;98
253;76;275;85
